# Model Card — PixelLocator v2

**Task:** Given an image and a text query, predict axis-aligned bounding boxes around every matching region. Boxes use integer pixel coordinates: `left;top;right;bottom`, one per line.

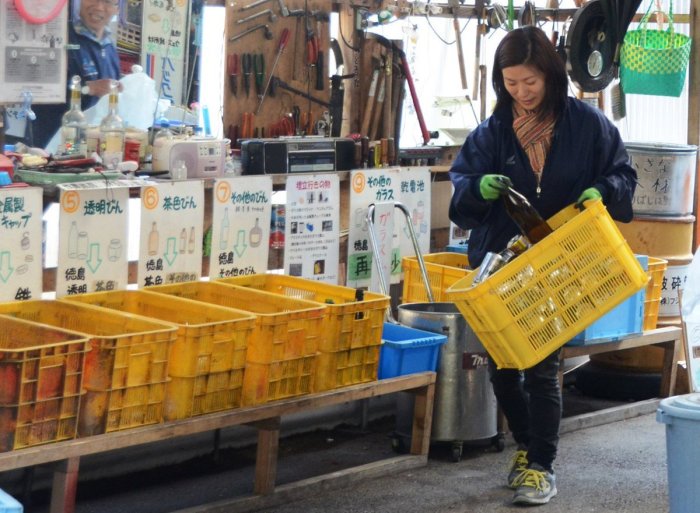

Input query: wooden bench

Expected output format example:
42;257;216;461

0;372;436;513
559;326;682;397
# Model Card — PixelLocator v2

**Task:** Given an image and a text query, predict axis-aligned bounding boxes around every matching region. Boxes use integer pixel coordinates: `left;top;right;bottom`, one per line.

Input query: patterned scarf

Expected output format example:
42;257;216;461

512;105;556;179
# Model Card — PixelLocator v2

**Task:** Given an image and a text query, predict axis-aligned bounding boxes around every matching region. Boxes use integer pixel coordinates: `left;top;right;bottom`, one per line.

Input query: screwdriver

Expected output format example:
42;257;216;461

256;28;290;114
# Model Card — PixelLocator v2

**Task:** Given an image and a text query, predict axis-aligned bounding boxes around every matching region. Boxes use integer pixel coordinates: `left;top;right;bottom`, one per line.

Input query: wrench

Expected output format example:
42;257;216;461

237;9;277;24
271;76;330;107
229;24;273;42
240;0;273;11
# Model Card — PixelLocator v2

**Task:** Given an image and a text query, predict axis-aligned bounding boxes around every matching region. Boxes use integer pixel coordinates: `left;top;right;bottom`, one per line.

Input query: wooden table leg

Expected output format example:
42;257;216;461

251;417;281;495
410;381;435;456
50;456;80;513
659;339;680;397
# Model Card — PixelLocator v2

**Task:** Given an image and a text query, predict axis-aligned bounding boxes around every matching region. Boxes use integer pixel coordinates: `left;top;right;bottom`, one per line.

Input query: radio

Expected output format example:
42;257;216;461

241;137;355;174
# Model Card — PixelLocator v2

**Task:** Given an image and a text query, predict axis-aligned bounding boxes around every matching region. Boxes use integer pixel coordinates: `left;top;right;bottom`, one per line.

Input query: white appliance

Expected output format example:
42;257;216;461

166;139;228;178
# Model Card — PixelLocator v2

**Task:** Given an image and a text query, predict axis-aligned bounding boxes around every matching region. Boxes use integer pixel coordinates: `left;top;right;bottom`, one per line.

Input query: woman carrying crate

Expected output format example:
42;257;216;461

448;26;636;506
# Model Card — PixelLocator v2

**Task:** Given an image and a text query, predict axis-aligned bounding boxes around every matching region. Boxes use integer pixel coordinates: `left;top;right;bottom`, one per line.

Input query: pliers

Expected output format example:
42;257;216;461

305;15;319;67
253;54;265;98
242;53;252;98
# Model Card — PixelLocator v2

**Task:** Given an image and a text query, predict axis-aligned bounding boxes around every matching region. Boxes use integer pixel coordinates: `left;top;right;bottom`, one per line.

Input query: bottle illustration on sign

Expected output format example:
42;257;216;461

188;227;195;254
68;221;78;258
21;232;30;250
77;231;89;260
148;222;159;256
108;239;122;262
249;218;262;248
220;207;230;250
179;228;187;253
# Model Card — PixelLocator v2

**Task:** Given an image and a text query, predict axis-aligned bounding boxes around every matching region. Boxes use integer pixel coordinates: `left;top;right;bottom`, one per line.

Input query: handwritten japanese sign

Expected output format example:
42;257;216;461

284;174;339;283
209;176;272;279
138;180;204;288
141;0;187;103
0;187;42;301
659;263;690;317
56;185;130;297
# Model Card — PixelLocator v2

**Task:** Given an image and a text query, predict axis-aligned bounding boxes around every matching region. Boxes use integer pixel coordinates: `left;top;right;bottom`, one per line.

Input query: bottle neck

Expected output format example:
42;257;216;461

69;89;81;111
107;93;119;115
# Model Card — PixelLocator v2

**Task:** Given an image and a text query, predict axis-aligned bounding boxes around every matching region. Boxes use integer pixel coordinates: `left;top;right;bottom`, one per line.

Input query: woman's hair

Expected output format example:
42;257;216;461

492;26;568;121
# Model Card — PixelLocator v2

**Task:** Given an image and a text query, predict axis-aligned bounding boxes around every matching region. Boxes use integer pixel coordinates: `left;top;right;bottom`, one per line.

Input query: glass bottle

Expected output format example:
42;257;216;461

249;217;262;247
152;118;174;172
220;207;230;250
502;186;553;244
188;226;195;254
179;228;187;253
99;80;125;170
60;75;87;156
68;221;78;258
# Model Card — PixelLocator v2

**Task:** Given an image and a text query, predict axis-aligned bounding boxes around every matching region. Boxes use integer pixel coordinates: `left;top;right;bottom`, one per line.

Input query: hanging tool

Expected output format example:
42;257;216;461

227;53;239;96
242;53;252;97
448;0;468;91
242;112;255;139
382;51;393;139
271;77;330;107
256;28;290;114
254;53;265;97
315;51;324;91
237;9;277;24
229;23;273;42
240;0;273;11
305;13;319;83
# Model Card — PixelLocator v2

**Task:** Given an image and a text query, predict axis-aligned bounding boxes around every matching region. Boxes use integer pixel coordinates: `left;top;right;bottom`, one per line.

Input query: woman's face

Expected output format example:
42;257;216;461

502;64;546;112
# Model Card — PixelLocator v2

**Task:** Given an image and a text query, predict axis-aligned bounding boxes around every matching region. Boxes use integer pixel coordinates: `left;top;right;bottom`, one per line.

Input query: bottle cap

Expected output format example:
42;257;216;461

0;172;12;186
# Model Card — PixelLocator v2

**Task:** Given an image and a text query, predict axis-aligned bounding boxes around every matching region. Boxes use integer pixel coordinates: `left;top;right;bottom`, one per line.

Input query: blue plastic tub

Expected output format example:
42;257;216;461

566;255;647;346
0;489;22;513
657;394;700;513
378;323;447;379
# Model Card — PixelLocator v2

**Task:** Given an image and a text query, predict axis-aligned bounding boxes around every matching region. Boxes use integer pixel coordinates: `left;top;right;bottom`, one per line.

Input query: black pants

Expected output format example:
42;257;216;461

488;349;562;472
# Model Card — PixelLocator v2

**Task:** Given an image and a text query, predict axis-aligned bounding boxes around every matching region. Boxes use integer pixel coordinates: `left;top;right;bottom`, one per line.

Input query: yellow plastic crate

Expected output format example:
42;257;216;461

148;281;326;405
0;315;88;451
644;257;668;331
164;370;244;421
79;381;167;436
219;274;389;352
446;200;648;370
0;300;176;391
64;290;256;378
315;345;380;392
242;356;316;405
402;253;471;303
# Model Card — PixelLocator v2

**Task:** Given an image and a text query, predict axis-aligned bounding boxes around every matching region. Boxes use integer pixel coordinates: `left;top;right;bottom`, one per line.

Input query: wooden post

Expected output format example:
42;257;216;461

251;417;281;495
409;381;435;455
50;457;80;513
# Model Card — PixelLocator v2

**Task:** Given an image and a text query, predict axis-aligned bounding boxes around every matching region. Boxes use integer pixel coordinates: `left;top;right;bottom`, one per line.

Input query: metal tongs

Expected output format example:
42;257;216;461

365;202;435;323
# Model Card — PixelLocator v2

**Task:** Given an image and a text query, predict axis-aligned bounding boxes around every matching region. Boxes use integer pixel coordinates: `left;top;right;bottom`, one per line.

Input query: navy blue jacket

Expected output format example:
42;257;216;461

32;21;120;148
448;96;637;267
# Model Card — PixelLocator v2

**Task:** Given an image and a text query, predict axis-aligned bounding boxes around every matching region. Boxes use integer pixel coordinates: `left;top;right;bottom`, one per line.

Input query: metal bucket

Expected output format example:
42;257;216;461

626;142;698;216
396;302;497;443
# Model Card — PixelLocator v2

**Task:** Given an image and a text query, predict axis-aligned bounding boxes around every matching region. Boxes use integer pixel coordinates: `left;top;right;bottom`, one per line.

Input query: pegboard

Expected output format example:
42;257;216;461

224;0;332;145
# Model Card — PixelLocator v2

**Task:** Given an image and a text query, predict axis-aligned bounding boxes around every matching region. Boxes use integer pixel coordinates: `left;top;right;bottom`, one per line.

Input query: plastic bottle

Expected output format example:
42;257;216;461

60;75;87;156
99;80;125;170
502;186;553;244
152;118;174;172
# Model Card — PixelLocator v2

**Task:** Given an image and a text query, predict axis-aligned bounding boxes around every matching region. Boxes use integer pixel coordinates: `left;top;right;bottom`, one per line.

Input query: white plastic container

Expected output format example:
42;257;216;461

657;393;700;513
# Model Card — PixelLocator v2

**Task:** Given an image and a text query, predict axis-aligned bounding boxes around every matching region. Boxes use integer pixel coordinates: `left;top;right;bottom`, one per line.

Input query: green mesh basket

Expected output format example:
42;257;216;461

620;3;691;97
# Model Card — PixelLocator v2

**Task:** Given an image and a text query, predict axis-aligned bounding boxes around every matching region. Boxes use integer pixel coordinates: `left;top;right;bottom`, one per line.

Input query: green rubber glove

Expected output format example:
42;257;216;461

479;175;512;201
576;187;602;209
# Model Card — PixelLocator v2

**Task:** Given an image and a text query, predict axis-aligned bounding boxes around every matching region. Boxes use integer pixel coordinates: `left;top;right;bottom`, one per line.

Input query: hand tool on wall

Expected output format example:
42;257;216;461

242;112;255;139
360;45;382;137
229;24;273;43
448;0;468;90
254;54;265;97
382;51;393;139
227;54;239;96
305;14;319;83
369;68;385;140
256;28;290;114
315;51;324;91
242;53;252;97
237;9;277;24
240;0;273;11
272;77;330;107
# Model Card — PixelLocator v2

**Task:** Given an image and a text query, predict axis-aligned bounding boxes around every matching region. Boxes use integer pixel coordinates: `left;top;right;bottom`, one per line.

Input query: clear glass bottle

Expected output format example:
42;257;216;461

220;207;230;250
61;75;87;156
148;221;159;256
152;118;174;172
99;80;125;170
502;186;553;244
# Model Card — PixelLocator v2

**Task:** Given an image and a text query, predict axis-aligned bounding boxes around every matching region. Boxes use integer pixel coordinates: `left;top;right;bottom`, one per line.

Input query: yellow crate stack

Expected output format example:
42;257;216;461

644;257;668;330
148;281;326;406
64;290;257;421
447;200;648;370
220;274;390;392
402;252;471;303
0;300;177;436
0;315;89;452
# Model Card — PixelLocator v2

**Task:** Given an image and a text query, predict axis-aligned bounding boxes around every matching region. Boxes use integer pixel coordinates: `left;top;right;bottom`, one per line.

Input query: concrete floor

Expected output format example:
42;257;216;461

0;388;673;513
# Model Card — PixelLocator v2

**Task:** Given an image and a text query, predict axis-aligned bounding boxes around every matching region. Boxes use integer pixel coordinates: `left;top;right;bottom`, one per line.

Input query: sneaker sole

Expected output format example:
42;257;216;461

512;487;558;505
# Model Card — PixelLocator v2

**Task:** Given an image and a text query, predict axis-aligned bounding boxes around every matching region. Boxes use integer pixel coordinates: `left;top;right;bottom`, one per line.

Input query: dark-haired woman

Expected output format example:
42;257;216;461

448;26;636;505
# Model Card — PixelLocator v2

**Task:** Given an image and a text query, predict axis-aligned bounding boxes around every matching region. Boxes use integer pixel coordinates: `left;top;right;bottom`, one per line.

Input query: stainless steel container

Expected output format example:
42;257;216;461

626;142;698;216
394;303;498;456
